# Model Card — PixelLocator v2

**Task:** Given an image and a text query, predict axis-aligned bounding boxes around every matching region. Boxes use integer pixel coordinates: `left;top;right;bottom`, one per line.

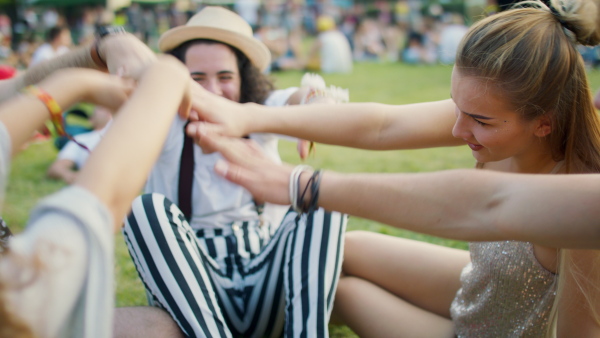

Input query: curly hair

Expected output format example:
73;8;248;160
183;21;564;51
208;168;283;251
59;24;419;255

168;39;274;104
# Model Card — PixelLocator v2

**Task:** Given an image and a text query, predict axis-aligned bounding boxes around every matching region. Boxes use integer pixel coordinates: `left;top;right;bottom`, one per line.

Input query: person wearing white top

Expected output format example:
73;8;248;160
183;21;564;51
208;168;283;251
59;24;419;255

30;26;72;66
47;106;112;184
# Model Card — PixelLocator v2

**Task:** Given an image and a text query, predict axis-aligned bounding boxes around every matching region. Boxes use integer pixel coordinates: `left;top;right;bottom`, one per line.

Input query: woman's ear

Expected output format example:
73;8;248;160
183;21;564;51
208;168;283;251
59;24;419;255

534;114;552;138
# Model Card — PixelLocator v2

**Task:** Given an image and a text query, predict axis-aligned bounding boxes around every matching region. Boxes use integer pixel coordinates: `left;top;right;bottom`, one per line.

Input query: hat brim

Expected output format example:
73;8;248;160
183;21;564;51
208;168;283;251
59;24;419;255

158;26;271;72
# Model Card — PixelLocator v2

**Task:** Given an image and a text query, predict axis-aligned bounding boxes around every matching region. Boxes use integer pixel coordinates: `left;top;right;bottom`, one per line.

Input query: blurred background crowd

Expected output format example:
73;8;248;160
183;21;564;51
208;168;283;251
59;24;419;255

1;0;597;76
0;0;598;75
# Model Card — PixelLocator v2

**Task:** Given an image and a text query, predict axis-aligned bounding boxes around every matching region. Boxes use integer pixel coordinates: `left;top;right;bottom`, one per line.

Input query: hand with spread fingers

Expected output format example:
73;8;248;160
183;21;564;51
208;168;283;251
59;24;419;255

206;134;293;206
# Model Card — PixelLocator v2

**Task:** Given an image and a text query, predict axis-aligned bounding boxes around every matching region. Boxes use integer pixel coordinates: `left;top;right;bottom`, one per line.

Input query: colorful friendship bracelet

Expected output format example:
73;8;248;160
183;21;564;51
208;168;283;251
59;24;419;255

23;85;91;152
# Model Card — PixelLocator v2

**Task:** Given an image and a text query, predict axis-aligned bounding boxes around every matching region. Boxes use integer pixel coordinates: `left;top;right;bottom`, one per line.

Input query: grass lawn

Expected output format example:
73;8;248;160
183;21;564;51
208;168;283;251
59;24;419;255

6;62;600;337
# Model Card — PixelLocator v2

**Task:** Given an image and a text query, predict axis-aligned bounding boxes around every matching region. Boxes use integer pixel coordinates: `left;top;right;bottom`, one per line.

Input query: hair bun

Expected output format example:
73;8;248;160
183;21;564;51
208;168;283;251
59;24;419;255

550;0;600;45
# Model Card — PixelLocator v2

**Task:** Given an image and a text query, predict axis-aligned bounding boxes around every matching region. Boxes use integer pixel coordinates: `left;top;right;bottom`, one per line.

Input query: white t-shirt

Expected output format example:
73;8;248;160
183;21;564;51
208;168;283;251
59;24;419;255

319;30;353;74
144;88;297;229
0;122;114;338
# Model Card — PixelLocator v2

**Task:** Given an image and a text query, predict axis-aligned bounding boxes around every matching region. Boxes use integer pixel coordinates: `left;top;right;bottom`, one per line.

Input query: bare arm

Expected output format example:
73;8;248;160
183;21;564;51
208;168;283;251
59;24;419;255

74;56;191;230
0;69;131;155
206;135;600;249
190;95;463;151
47;159;78;184
0;33;155;103
316;171;600;248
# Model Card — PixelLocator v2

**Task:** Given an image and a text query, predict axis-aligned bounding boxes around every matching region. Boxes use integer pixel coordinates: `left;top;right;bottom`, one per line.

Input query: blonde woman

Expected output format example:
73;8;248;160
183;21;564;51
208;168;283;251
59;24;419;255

185;0;600;336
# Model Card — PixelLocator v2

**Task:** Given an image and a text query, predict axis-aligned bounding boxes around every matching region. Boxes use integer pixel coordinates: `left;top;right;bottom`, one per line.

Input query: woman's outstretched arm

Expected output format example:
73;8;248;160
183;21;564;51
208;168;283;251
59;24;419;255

206;135;600;249
0;33;156;103
189;88;463;151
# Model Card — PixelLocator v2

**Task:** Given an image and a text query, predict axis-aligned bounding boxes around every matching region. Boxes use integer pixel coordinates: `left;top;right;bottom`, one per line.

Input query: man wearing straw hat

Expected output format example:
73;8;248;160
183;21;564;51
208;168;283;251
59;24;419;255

117;6;348;338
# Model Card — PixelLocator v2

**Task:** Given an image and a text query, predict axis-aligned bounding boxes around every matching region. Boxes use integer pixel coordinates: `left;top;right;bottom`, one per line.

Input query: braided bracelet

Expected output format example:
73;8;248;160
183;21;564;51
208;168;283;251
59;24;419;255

307;170;322;213
24;86;90;152
289;165;323;215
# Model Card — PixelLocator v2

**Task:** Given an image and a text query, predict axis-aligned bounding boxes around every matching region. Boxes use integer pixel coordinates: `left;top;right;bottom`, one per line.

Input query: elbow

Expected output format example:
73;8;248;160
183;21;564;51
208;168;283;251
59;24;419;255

484;191;517;242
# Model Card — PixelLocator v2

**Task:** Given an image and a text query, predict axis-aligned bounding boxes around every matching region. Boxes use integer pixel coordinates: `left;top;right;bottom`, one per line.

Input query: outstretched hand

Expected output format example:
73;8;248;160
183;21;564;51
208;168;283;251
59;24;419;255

185;82;256;150
202;133;293;206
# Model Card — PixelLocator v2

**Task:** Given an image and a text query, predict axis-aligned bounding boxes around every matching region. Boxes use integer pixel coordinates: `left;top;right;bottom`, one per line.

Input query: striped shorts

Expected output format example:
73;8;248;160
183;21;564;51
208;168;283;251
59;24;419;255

123;193;347;338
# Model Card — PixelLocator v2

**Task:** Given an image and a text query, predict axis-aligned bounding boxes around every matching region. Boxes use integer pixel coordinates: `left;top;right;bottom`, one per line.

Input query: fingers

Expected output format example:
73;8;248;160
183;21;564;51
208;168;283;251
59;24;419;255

214;160;247;186
186;122;225;153
178;82;192;120
297;139;310;160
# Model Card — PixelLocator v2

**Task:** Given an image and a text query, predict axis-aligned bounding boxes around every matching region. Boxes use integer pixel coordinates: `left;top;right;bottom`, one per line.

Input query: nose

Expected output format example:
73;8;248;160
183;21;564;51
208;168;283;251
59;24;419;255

202;79;223;97
451;109;471;140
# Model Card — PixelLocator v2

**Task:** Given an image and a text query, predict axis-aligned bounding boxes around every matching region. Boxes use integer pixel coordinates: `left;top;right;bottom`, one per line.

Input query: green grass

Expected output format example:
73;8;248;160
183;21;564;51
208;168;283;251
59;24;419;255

6;62;600;337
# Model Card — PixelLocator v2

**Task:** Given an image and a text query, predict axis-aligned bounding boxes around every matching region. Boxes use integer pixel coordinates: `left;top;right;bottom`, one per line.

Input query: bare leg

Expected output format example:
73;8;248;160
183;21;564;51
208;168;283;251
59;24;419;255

336;277;454;338
113;306;184;338
333;231;470;335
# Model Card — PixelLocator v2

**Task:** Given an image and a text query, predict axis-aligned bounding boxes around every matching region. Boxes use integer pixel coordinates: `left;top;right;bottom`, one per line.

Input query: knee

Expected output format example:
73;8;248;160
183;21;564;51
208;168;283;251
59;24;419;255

344;230;371;259
126;193;175;232
334;276;363;312
342;231;371;274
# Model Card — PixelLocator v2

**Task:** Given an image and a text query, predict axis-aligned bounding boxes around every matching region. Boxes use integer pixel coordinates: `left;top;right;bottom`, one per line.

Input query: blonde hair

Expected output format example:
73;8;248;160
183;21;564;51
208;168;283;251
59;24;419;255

456;0;600;173
458;0;600;335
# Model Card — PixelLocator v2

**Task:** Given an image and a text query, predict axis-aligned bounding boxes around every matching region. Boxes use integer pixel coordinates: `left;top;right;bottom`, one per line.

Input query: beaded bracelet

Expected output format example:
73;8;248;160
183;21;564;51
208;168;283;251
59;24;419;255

24;85;91;152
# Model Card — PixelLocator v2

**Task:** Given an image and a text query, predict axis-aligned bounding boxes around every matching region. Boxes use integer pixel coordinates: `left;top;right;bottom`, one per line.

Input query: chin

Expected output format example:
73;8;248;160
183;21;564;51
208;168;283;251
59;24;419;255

472;151;493;163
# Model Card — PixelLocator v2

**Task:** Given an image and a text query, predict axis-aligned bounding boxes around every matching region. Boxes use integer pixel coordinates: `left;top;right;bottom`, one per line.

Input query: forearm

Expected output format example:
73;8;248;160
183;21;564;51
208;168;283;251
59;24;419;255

74;61;187;230
315;170;600;248
0;70;89;154
316;170;500;239
245;99;460;150
0;46;95;103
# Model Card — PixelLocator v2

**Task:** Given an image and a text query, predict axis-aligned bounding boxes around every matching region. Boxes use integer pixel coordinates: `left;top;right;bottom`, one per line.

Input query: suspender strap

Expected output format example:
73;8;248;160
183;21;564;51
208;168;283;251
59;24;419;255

178;122;194;221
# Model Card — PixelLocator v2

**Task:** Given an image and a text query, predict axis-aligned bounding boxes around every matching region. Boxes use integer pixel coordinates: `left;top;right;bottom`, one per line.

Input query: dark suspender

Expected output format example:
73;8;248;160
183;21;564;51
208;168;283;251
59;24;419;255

178;123;194;222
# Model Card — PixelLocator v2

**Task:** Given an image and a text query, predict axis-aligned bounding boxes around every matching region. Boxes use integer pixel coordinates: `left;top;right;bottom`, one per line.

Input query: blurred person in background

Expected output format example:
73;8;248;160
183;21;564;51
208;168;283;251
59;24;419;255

47;106;112;184
30;25;72;66
306;15;353;73
437;13;468;64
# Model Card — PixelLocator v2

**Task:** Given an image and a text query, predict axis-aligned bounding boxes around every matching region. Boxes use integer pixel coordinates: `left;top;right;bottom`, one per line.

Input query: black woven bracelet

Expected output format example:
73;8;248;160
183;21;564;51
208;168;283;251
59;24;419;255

307;170;322;213
298;171;315;214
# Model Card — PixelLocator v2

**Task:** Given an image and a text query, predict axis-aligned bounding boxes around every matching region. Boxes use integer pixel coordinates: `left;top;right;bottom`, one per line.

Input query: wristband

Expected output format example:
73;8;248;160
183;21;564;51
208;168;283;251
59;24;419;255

90;40;108;70
23;86;90;152
90;26;127;71
24;85;64;134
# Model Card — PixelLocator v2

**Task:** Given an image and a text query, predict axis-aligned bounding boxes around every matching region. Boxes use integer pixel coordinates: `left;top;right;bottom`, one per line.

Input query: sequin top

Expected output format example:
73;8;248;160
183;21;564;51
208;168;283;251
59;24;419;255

450;241;557;337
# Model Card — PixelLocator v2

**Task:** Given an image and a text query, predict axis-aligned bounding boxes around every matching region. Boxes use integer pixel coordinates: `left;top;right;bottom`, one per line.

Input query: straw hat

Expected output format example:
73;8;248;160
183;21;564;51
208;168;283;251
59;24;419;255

158;6;271;71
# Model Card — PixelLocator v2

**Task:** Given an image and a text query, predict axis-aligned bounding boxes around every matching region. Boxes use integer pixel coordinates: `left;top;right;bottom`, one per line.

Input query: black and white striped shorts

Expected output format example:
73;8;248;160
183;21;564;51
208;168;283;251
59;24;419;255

123;193;347;338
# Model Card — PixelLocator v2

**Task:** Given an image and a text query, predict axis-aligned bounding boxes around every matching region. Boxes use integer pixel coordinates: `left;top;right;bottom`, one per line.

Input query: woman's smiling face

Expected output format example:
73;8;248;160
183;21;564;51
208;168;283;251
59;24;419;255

450;68;546;164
